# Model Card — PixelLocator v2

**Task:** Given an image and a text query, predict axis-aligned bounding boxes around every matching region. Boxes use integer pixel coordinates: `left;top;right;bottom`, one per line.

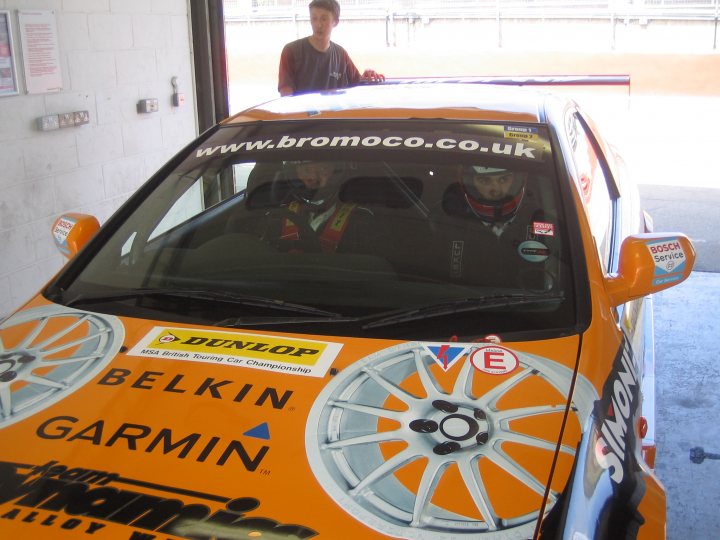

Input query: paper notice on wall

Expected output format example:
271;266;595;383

18;10;62;94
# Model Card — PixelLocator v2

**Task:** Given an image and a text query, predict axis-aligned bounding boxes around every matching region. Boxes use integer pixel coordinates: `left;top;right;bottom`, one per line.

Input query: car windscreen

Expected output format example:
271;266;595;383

48;119;577;341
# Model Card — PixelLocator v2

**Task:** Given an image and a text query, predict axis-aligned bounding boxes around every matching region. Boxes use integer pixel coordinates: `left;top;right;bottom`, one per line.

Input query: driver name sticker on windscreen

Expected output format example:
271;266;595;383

128;327;342;377
646;237;687;286
504;125;539;141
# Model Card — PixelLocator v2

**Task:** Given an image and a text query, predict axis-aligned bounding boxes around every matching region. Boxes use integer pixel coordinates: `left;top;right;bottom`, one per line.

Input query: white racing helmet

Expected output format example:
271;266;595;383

460;166;526;223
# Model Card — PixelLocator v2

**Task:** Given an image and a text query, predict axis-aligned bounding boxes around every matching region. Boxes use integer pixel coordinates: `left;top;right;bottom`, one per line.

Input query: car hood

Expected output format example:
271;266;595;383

0;300;599;539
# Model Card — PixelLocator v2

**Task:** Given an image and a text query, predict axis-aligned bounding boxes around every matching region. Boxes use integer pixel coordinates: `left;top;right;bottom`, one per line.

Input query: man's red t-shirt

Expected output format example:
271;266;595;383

278;37;362;95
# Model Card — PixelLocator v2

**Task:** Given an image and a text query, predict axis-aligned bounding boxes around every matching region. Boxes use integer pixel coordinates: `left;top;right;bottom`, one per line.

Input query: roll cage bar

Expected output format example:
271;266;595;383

378;74;631;88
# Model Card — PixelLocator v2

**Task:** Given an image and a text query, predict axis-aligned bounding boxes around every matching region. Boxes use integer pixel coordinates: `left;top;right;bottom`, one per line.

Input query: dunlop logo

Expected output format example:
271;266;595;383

128;327;343;377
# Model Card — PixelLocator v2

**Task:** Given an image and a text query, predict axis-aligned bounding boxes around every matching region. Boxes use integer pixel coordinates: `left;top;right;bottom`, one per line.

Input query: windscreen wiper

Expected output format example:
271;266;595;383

362;293;565;330
215;314;358;328
63;288;342;317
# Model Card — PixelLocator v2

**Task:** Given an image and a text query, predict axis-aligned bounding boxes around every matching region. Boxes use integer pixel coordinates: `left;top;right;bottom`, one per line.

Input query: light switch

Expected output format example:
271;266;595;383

137;98;159;114
171;76;185;107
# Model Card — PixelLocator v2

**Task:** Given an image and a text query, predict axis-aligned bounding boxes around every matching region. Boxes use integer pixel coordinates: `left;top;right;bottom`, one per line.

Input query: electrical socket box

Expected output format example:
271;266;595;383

58;112;75;128
37;114;60;131
172;93;186;107
74;110;90;125
37;110;90;131
137;98;159;114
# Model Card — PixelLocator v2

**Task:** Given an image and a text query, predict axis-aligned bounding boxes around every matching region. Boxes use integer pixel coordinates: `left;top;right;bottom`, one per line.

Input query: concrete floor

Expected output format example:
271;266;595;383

652;271;720;539
641;182;720;539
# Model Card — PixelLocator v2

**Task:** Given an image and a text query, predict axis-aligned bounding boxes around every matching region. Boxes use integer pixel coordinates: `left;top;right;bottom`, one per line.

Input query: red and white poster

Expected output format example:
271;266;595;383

18;10;62;94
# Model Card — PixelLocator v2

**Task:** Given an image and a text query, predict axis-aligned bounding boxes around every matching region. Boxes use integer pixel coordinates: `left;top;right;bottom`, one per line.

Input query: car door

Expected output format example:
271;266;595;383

566;106;656;464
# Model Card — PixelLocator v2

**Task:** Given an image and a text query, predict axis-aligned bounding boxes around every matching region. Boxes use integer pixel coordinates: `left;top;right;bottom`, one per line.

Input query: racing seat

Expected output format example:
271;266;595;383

337;175;434;277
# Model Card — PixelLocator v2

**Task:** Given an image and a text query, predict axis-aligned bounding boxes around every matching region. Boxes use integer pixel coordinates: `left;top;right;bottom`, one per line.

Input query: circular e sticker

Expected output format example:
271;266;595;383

470;345;519;375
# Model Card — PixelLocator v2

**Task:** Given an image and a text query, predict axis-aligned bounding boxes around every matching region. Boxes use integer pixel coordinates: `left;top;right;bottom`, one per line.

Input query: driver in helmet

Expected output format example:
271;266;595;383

450;165;527;234
439;165;552;288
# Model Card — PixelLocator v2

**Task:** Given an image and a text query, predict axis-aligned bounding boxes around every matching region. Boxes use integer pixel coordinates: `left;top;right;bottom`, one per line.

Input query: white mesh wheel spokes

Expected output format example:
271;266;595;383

306;342;593;539
0;305;124;428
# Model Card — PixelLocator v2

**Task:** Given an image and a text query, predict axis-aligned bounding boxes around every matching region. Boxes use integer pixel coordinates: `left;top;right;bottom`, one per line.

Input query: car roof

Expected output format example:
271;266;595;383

222;82;558;125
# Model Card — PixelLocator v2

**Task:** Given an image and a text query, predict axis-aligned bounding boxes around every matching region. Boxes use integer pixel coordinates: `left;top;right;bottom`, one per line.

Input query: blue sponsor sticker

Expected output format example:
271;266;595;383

518;240;549;262
424;344;469;371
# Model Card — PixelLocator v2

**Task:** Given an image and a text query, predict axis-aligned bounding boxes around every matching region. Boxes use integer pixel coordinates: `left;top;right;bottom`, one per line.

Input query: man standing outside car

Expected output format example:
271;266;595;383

278;0;384;96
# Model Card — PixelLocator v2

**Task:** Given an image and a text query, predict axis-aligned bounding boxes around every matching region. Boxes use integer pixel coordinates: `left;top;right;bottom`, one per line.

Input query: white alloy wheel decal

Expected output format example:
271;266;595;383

0;305;124;428
306;342;597;539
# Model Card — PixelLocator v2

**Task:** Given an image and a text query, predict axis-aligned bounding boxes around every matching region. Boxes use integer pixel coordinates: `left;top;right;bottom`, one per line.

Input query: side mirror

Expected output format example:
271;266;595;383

606;233;695;307
52;213;100;259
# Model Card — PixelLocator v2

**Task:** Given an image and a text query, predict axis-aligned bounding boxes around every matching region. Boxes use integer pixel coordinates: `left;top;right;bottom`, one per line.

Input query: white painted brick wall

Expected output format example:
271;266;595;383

0;0;197;317
89;13;133;50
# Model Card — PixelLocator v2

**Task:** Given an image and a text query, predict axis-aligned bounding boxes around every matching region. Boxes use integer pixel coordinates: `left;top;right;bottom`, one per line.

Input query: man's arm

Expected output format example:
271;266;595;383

278;43;296;96
340;47;384;86
361;69;385;83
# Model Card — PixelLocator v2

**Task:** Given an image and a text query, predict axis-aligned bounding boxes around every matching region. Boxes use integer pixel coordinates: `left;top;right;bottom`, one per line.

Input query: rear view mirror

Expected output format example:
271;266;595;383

606;233;695;306
52;213;100;259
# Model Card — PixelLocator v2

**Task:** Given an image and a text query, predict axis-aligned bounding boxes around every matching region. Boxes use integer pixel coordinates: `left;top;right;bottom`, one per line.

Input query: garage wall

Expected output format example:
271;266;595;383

0;0;197;317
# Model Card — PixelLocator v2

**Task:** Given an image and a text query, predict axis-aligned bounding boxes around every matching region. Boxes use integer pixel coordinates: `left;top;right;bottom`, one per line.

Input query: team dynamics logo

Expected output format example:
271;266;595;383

0;460;317;539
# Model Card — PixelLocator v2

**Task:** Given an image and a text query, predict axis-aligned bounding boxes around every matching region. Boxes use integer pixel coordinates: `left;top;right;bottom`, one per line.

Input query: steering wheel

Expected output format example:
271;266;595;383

273;207;322;253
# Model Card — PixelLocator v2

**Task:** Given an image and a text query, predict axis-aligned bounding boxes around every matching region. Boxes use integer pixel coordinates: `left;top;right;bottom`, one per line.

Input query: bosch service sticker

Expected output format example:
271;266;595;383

470;345;519;375
646;237;686;285
52;217;76;254
128;327;342;377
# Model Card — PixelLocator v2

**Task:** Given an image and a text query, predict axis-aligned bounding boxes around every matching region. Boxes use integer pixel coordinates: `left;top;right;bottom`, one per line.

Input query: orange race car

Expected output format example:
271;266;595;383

0;80;694;539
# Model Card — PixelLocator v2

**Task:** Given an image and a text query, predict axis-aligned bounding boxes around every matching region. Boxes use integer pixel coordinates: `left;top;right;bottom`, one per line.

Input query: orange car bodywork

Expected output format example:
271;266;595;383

0;83;695;540
0;298;577;536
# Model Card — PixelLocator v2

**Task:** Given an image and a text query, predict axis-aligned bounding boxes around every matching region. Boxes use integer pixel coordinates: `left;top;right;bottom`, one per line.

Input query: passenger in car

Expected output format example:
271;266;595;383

438;166;554;290
266;161;373;253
